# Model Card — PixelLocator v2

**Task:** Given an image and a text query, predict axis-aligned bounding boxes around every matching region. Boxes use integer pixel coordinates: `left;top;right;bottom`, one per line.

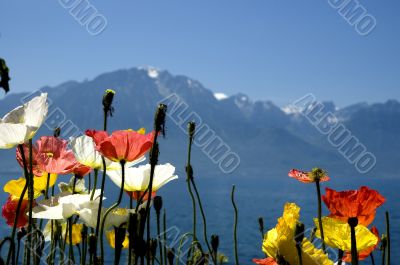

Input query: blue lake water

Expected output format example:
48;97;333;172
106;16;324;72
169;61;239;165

0;172;398;264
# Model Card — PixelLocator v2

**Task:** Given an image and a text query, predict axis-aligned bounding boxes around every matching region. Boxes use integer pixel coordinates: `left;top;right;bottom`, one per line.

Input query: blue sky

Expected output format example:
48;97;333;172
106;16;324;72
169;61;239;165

0;0;399;107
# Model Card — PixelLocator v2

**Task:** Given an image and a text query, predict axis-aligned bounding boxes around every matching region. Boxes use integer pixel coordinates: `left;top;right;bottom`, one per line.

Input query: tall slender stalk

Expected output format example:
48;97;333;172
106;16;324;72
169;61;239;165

6;145;29;265
25;139;35;265
100;160;126;264
315;180;326;253
370;253;375;265
163;210;167;265
185;122;197;262
337;249;343;265
145;104;167;265
68;218;75;263
89;169;98;201
231;185;239;265
348;217;359;265
385;211;390;265
186;122;215;264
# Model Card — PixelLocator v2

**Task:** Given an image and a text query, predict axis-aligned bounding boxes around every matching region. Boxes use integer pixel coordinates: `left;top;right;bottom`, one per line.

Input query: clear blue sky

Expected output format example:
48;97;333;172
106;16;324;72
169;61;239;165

0;1;399;107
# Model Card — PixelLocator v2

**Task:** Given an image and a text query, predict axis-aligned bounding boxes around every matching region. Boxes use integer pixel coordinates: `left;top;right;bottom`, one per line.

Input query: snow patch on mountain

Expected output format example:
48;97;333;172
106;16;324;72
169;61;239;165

214;92;228;101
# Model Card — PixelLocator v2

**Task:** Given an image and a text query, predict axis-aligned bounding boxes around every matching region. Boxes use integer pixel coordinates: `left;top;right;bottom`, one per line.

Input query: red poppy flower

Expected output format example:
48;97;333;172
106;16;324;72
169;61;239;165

86;130;154;162
322;186;385;226
252;258;278;265
127;191;157;201
2;196;29;228
288;168;330;183
343;226;380;262
16;143;43;176
35;136;77;174
72;162;92;177
85;129;109;149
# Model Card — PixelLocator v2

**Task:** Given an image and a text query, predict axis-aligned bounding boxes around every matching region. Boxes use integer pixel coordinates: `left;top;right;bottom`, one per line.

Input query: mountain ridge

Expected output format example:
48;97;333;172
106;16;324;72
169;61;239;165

1;66;399;179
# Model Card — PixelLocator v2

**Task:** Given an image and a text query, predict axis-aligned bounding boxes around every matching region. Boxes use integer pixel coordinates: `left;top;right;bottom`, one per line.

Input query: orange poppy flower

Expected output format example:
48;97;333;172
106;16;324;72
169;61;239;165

288;168;330;183
86;129;154;162
2;196;29;228
72;162;92;177
252;258;278;265
343;226;380;262
322;186;385;226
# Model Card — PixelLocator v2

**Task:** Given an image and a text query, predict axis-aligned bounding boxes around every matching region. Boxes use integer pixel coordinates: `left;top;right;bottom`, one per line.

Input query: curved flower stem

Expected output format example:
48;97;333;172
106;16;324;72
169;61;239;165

93;158;107;261
385;211;390;265
190;179;214;264
175;233;193;265
100;160;125;264
315;181;326;253
90;169;98;201
1;237;15;265
6;145;29;265
185;124;197;262
231;185;239;265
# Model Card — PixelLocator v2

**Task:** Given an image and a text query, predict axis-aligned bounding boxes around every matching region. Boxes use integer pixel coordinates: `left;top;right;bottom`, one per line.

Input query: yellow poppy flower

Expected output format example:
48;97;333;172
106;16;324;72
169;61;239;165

106;229;129;249
4;174;57;199
61;223;83;245
262;203;333;265
314;217;378;252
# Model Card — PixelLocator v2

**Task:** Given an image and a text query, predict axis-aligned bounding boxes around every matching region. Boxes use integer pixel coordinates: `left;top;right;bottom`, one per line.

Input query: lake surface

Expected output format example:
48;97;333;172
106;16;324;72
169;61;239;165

0;172;398;264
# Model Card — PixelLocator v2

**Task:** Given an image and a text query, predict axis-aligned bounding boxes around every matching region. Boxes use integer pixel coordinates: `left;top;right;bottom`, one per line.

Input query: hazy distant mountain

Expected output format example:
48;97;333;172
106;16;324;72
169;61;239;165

1;67;399;179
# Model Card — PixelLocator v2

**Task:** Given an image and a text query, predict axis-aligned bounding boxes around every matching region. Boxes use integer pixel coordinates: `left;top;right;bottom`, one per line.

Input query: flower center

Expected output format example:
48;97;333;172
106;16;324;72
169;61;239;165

46;152;54;158
113;208;128;216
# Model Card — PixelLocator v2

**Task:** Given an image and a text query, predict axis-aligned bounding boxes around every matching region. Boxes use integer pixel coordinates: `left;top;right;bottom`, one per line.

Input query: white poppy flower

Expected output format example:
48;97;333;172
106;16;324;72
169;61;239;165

32;189;102;220
78;202;146;230
70;135;145;170
0;93;48;149
106;163;178;192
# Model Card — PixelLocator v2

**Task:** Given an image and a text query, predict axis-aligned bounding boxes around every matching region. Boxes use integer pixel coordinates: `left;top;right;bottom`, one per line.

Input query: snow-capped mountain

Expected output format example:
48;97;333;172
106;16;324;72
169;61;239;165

1;67;399;178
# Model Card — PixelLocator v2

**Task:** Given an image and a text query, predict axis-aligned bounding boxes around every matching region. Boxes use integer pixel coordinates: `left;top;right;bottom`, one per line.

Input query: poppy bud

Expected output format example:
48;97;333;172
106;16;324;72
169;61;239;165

294;222;305;245
211;234;219;254
53;127;61;138
310;168;327;182
102;89;115;116
167;248;175;265
188;122;196;139
0;58;10;94
348;217;358;228
154;104;167;136
258;217;264;234
154;196;163;214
